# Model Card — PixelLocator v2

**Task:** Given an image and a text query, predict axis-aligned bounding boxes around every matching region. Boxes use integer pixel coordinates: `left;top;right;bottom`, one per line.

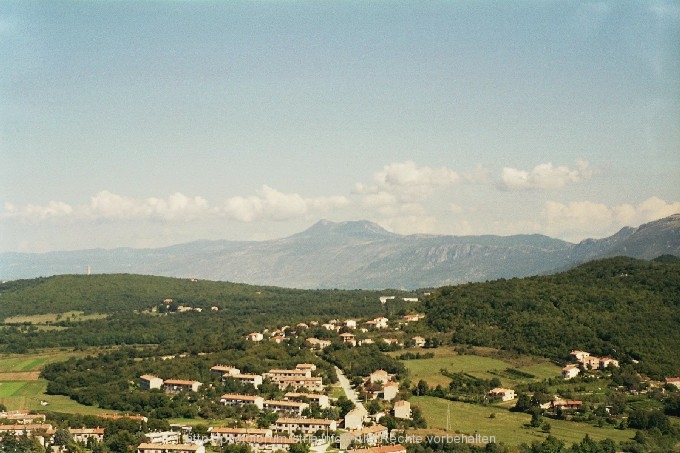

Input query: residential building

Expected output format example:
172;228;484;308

208;427;272;446
235;436;298;452
99;413;148;423
347;424;388;446
225;374;263;389
162;379;202;393
579;356;601;370
393;400;411;419
488;388;516;401
340;332;356;346
599;357;619;369
382;381;399;401
140;375;164;390
263;400;309;416
70;427;105;443
551;400;583;411
275;376;323;392
307;338;332;349
666;377;680;390
220;394;264;410
274;418;337;435
402;297;418;302
411;336;426;348
137;443;205;453
352;445;407;453
0;424;55;436
369;369;389;384
0;411;46;424
344;319;357;329
402;314;420;322
246;332;264;342
562;365;580;380
570;350;590;361
366;317;388;329
267;369;311;379
344;408;365;430
144;431;181;444
284;392;330;409
210;365;240;376
295;363;317;372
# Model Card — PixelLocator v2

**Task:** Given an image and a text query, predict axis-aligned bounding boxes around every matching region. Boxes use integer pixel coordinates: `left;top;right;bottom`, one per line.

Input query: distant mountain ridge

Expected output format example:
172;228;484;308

1;214;679;289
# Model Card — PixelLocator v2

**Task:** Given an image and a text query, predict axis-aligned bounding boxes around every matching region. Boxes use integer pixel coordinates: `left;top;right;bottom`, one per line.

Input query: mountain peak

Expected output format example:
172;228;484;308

296;219;398;240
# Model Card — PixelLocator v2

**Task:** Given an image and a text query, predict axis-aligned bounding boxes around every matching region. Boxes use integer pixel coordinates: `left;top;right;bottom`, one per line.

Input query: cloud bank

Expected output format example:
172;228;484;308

500;160;593;191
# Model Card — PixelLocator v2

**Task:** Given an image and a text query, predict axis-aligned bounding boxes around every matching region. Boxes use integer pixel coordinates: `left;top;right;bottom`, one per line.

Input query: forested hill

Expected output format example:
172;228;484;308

425;256;680;377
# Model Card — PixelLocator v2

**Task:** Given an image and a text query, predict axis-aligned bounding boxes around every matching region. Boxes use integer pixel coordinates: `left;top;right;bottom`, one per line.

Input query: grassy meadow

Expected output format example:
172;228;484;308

410;395;635;447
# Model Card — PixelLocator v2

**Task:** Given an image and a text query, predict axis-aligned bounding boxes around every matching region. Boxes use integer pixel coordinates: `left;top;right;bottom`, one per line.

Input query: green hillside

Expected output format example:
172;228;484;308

425;256;680;376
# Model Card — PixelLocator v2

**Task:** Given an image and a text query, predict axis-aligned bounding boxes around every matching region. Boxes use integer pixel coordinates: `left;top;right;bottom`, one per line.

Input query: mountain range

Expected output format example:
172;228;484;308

1;214;679;289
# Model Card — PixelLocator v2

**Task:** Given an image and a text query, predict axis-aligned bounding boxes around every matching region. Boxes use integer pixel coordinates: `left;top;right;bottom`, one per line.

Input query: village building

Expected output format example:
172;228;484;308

69;427;105;444
273;418;337;435
411;336;426;348
275;376;324;392
346;424;388;446
235;436;298;452
344;319;357;329
307;338;332;349
599;357;620;369
267;368;312;379
139;375;164;390
263;400;309;416
144;431;181;444
246;332;264;342
382;381;399;401
220;394;264;410
488;387;516;401
393;400;411;419
162;379;202;393
0;411;46;424
295;363;317;372
284;392;330;409
344;408;366;430
340;332;356;346
570;350;590;361
352;445;407;453
210;365;240;376
666;377;680;390
137;443;204;453
562;365;580;380
225;374;263;389
369;369;390;384
208;427;272;445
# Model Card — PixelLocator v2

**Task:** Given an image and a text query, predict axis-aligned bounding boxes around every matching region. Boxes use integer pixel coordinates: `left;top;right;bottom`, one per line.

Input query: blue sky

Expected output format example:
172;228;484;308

1;1;679;252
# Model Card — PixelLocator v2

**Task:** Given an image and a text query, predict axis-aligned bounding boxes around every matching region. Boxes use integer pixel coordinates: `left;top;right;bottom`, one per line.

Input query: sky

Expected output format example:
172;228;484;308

1;1;679;253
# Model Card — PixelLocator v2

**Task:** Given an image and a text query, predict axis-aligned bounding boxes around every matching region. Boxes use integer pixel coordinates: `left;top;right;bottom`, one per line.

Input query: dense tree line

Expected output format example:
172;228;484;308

425;257;680;376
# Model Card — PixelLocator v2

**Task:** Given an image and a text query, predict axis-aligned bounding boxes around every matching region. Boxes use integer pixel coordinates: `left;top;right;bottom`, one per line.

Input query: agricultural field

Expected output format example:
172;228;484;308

395;347;562;388
3;310;108;324
410;395;635;447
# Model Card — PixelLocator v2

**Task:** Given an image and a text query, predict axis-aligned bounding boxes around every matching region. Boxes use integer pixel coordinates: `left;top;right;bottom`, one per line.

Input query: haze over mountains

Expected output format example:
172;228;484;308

1;214;679;289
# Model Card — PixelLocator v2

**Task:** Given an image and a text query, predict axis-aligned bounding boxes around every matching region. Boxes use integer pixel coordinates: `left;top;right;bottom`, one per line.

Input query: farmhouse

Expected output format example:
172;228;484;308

220;394;264;410
599;357;619;369
246;332;264;342
139;375;164;390
411;336;426;348
488;387;516;401
570;350;590;361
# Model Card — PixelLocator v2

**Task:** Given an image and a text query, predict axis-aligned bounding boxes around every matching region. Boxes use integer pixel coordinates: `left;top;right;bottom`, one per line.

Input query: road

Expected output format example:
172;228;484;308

335;366;367;414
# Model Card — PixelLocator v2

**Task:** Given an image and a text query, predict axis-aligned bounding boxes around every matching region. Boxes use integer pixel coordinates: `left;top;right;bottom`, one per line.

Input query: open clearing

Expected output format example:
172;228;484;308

411;395;634;447
0;379;113;415
395;347;561;388
3;311;108;324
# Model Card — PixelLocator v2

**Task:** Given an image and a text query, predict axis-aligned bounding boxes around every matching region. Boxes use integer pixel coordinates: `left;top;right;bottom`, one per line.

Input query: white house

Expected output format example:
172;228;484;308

562;365;580;380
488;387;516;401
220;393;264;410
140;375;164;390
393;400;411;419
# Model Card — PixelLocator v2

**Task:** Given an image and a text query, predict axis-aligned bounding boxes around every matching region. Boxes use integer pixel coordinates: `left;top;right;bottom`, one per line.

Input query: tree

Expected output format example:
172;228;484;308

53;428;74;447
513;393;532;412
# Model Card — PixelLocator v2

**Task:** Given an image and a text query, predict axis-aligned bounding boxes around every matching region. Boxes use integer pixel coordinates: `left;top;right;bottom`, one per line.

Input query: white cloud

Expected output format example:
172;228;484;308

500;159;593;191
3;187;350;224
542;196;680;239
354;160;462;206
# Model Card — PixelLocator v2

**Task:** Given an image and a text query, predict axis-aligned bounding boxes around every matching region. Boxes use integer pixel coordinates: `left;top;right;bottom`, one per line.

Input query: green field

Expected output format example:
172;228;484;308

411;396;634;447
0;349;95;372
0;379;114;414
3;311;108;324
